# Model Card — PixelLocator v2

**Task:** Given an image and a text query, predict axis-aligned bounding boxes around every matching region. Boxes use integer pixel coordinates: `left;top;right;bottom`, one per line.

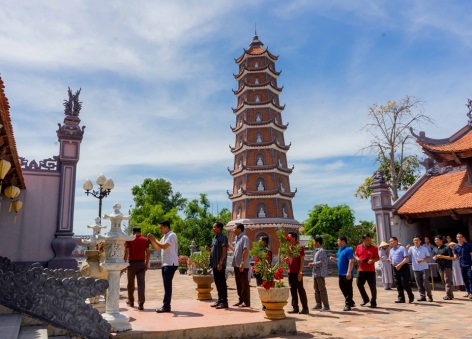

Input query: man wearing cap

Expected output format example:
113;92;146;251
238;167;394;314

387;236;415;303
124;226;150;310
355;234;380;308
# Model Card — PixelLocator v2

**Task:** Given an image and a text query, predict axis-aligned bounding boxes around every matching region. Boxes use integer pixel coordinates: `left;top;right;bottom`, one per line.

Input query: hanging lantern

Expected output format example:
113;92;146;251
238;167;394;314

12;200;22;223
0;159;11;191
4;185;20;211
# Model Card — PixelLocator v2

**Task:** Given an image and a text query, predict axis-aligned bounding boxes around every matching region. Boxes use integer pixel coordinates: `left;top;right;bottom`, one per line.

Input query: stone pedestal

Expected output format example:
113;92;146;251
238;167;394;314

98;204;134;332
257;287;290;320
192;275;214;300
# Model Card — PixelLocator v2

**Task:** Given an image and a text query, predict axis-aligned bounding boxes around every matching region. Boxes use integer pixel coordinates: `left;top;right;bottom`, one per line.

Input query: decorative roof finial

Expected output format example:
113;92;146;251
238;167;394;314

255;22;257;36
467;98;472;126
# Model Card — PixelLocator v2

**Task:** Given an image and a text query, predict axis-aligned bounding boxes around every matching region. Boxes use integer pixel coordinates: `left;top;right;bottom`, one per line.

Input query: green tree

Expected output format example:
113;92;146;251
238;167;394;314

132;178;187;212
355;155;420;199
303;204;355;249
174;194;229;255
358;96;433;201
339;220;375;247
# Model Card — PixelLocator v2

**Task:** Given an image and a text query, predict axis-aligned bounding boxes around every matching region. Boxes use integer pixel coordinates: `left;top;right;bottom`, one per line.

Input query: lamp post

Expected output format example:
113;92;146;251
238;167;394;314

83;173;114;221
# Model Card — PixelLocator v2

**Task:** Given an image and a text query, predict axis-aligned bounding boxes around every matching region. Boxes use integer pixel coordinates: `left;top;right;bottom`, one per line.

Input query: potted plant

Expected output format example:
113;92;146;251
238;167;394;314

178;255;189;274
250;230;300;319
188;248;214;300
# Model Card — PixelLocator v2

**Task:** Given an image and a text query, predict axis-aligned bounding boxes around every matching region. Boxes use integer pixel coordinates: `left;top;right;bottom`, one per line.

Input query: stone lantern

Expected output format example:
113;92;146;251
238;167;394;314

98;203;135;332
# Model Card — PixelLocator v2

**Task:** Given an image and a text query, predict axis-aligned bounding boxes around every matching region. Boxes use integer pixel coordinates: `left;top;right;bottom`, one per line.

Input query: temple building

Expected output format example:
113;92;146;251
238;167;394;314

371;101;472;244
0;76;85;268
225;34;301;253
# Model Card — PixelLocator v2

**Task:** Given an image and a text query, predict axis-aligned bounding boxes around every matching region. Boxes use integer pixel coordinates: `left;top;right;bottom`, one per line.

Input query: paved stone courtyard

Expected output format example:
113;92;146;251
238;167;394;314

118;269;472;339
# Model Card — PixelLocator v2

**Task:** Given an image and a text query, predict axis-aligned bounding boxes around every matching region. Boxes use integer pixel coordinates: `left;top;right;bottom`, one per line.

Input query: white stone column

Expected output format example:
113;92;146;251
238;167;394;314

98;203;135;332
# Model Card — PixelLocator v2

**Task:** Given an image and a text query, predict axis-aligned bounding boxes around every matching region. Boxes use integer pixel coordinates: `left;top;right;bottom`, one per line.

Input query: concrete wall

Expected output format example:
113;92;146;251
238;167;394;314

390;215;424;247
0;171;60;263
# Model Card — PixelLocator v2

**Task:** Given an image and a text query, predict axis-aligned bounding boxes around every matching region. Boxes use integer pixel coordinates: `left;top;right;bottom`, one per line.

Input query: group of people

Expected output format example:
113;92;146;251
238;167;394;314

123;221;472;314
306;232;472;313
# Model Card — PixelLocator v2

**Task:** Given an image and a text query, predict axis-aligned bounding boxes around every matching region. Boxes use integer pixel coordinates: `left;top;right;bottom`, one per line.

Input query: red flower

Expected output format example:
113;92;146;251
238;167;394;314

255;257;260;263
262;281;271;290
285;234;292;241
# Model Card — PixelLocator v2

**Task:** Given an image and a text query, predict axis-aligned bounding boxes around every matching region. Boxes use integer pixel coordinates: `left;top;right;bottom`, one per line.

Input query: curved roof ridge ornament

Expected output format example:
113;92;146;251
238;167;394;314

409;127;451;145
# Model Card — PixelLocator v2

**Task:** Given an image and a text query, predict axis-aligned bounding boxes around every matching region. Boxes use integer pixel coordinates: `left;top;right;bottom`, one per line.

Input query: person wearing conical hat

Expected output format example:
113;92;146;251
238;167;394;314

378;241;393;290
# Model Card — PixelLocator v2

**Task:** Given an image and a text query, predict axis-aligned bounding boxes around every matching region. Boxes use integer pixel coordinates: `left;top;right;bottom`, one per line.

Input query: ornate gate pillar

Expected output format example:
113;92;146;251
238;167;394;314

370;170;393;244
48;88;85;269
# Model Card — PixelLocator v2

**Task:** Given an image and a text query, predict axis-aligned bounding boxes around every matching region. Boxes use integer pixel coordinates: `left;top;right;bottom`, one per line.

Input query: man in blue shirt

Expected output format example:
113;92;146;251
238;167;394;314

453;233;472;298
388;236;414;303
330;235;355;311
408;236;433;302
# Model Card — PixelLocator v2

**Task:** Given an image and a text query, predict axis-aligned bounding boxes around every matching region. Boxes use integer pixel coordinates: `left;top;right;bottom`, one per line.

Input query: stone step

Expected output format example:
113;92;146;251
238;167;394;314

18;325;48;339
0;313;22;339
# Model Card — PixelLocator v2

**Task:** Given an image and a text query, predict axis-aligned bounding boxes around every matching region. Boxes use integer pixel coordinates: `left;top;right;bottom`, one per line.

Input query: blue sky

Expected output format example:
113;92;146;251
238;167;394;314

1;1;472;235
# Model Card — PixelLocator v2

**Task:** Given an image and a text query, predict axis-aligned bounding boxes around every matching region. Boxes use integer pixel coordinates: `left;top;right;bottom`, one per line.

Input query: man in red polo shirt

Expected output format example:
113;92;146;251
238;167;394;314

355;233;380;308
124;226;150;310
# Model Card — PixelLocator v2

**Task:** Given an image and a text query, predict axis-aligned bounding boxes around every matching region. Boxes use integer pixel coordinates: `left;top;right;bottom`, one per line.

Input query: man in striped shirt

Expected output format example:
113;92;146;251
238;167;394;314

308;235;330;311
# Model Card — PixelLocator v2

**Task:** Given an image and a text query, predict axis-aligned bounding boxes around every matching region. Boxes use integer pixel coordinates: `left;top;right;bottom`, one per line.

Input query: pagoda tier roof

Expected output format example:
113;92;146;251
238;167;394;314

232;99;285;114
394;168;472;219
230;139;291;153
412;125;472;165
228;163;294;176
234;64;281;81
0;76;25;189
235;35;279;64
232;80;283;95
231;116;288;133
227;187;297;200
226;218;301;228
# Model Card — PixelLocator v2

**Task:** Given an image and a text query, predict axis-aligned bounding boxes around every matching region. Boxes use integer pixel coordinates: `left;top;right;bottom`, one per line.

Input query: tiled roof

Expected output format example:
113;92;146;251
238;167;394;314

0;76;25;188
247;47;265;55
396;170;472;215
417;129;472;152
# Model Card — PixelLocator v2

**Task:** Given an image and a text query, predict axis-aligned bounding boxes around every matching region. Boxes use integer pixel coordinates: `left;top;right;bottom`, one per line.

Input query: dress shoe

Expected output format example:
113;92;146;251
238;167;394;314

369;304;377;308
428;297;433;302
287;309;299;314
394;300;405;303
210;301;220;307
350;303;356;307
417;297;426;302
239;302;250;307
312;305;322;310
138;303;144;311
409;298;415;303
343;306;351;311
156;307;171;313
299;309;309;314
233;302;242;306
216;303;228;309
320;307;330;312
443;296;453;300
126;300;134;308
360;301;369;307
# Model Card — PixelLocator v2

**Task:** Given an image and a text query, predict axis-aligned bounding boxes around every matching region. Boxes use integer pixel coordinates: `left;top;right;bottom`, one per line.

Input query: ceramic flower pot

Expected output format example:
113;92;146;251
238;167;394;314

192;274;214;300
257;286;289;320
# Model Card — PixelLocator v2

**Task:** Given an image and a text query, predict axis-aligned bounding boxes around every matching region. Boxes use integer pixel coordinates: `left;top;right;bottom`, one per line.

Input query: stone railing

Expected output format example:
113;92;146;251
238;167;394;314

0;256;111;339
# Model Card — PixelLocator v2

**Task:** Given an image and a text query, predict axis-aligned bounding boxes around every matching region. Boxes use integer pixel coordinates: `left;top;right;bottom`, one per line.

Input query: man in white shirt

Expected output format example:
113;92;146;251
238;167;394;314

148;219;179;313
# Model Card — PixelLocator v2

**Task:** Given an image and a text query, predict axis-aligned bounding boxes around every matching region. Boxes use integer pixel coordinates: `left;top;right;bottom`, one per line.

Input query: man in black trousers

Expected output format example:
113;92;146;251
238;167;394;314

207;221;228;309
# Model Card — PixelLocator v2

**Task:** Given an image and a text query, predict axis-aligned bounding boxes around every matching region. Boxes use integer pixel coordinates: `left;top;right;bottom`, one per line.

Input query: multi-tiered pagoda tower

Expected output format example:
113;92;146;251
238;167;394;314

226;34;301;252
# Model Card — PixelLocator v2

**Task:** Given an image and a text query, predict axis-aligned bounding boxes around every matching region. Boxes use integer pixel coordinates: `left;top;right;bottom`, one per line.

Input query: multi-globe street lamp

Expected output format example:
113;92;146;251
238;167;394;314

83;173;114;221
